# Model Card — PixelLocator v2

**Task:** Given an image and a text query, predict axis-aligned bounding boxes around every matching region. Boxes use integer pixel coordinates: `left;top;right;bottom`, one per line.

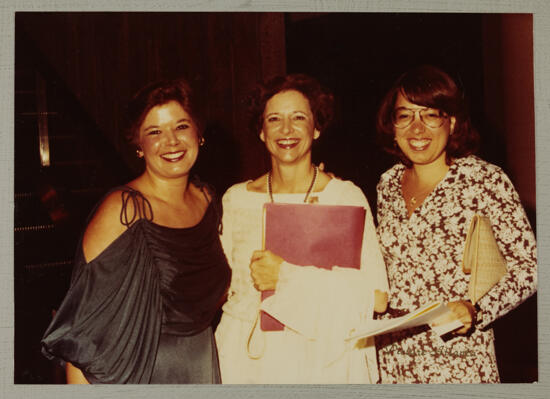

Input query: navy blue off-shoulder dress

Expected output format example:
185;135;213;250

41;185;231;384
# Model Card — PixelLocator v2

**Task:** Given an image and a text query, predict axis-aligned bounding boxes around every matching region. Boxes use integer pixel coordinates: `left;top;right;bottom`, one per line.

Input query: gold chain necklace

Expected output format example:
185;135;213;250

407;185;435;206
267;165;318;203
404;173;438;208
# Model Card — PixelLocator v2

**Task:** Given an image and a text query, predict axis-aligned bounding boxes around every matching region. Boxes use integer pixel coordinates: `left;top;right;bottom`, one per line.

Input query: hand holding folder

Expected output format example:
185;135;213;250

260;203;366;331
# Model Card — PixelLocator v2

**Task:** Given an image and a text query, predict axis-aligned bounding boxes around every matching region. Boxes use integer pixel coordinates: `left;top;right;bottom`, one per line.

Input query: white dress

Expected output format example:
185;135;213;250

215;178;388;383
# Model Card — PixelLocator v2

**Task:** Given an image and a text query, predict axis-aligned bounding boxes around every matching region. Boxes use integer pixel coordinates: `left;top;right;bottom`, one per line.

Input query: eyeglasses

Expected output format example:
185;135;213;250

391;107;448;129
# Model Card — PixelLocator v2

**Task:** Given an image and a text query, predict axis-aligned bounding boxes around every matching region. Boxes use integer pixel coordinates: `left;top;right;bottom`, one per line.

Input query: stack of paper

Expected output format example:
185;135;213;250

345;302;463;342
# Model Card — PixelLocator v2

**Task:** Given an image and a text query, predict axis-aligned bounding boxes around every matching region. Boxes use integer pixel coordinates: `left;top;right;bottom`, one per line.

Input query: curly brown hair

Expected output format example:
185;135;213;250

376;65;479;168
247;73;335;137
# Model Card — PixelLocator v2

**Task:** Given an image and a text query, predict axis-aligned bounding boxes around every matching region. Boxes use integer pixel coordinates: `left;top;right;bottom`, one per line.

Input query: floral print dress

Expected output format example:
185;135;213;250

375;155;537;383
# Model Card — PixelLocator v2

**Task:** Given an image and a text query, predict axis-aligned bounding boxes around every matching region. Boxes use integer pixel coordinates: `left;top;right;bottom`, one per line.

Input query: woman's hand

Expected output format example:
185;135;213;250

431;300;477;335
250;250;284;291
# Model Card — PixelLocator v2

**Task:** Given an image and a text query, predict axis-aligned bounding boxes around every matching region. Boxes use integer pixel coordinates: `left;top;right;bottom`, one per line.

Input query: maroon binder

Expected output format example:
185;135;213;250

260;203;366;331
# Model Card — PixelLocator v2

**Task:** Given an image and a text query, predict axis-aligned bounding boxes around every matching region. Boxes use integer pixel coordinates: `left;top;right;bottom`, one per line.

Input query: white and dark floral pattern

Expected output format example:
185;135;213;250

375;155;537;383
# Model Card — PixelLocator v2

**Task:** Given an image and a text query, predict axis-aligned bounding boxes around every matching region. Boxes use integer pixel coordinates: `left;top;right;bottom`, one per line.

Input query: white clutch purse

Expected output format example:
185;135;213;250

462;215;508;304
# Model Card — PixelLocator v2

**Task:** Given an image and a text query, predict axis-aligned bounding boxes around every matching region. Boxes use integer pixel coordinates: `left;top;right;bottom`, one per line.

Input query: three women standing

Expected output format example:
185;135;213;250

40;67;536;384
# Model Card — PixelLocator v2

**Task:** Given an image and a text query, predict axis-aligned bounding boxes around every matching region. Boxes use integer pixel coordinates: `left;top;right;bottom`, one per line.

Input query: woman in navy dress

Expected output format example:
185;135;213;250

41;79;231;384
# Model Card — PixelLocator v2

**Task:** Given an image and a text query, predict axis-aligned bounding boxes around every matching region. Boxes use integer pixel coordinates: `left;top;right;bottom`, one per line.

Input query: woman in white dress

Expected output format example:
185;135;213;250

215;74;389;383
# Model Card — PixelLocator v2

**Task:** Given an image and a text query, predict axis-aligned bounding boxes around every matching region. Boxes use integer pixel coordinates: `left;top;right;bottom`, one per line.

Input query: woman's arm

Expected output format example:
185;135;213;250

474;167;537;328
361;196;389;313
61;193;126;383
66;362;89;384
42;188;158;384
219;189;234;270
82;191;128;263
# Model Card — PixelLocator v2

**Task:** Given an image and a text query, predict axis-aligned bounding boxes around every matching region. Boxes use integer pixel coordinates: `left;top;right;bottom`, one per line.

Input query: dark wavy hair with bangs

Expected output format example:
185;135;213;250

123;78;204;150
376;65;479;168
247;73;335;137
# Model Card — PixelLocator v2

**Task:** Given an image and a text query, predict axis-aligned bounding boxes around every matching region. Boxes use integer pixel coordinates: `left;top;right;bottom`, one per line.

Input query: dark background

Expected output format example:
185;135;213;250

14;12;536;383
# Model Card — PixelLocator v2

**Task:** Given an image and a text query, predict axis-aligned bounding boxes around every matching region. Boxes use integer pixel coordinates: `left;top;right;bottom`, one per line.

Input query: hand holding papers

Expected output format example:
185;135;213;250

430;313;466;337
345;302;463;343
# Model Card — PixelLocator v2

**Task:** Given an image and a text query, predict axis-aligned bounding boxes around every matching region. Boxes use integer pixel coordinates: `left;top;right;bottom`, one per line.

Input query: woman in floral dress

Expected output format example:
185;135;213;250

374;65;537;383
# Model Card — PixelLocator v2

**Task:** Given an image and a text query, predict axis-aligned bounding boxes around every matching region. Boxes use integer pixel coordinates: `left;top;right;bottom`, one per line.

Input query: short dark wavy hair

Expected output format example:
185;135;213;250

376;65;479;168
123;78;204;149
247;73;335;136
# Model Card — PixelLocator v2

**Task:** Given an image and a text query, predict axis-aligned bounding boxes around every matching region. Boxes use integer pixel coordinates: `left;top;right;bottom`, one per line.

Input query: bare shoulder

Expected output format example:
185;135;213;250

82;190;129;263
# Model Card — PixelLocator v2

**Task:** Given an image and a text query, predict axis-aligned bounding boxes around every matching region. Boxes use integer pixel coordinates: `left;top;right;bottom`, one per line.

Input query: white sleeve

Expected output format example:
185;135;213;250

219;188;234;271
359;190;390;294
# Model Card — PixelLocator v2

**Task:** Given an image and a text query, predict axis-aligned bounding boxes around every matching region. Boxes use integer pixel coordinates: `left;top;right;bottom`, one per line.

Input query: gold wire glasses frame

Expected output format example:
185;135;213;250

392;107;449;129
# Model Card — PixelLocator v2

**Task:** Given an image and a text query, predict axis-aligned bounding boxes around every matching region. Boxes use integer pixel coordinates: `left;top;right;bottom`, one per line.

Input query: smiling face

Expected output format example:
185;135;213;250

393;91;456;168
260;89;320;166
137;100;200;181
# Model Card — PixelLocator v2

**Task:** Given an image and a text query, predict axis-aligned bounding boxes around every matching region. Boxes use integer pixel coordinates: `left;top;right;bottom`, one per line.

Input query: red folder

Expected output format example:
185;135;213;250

260;203;366;331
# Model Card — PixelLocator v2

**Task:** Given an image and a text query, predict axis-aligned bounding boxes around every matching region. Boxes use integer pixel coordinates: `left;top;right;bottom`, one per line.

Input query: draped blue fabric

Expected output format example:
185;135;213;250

41;185;231;383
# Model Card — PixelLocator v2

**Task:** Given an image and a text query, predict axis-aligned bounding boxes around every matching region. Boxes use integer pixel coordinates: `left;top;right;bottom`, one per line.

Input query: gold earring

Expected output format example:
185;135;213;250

199;137;205;147
136;149;144;158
